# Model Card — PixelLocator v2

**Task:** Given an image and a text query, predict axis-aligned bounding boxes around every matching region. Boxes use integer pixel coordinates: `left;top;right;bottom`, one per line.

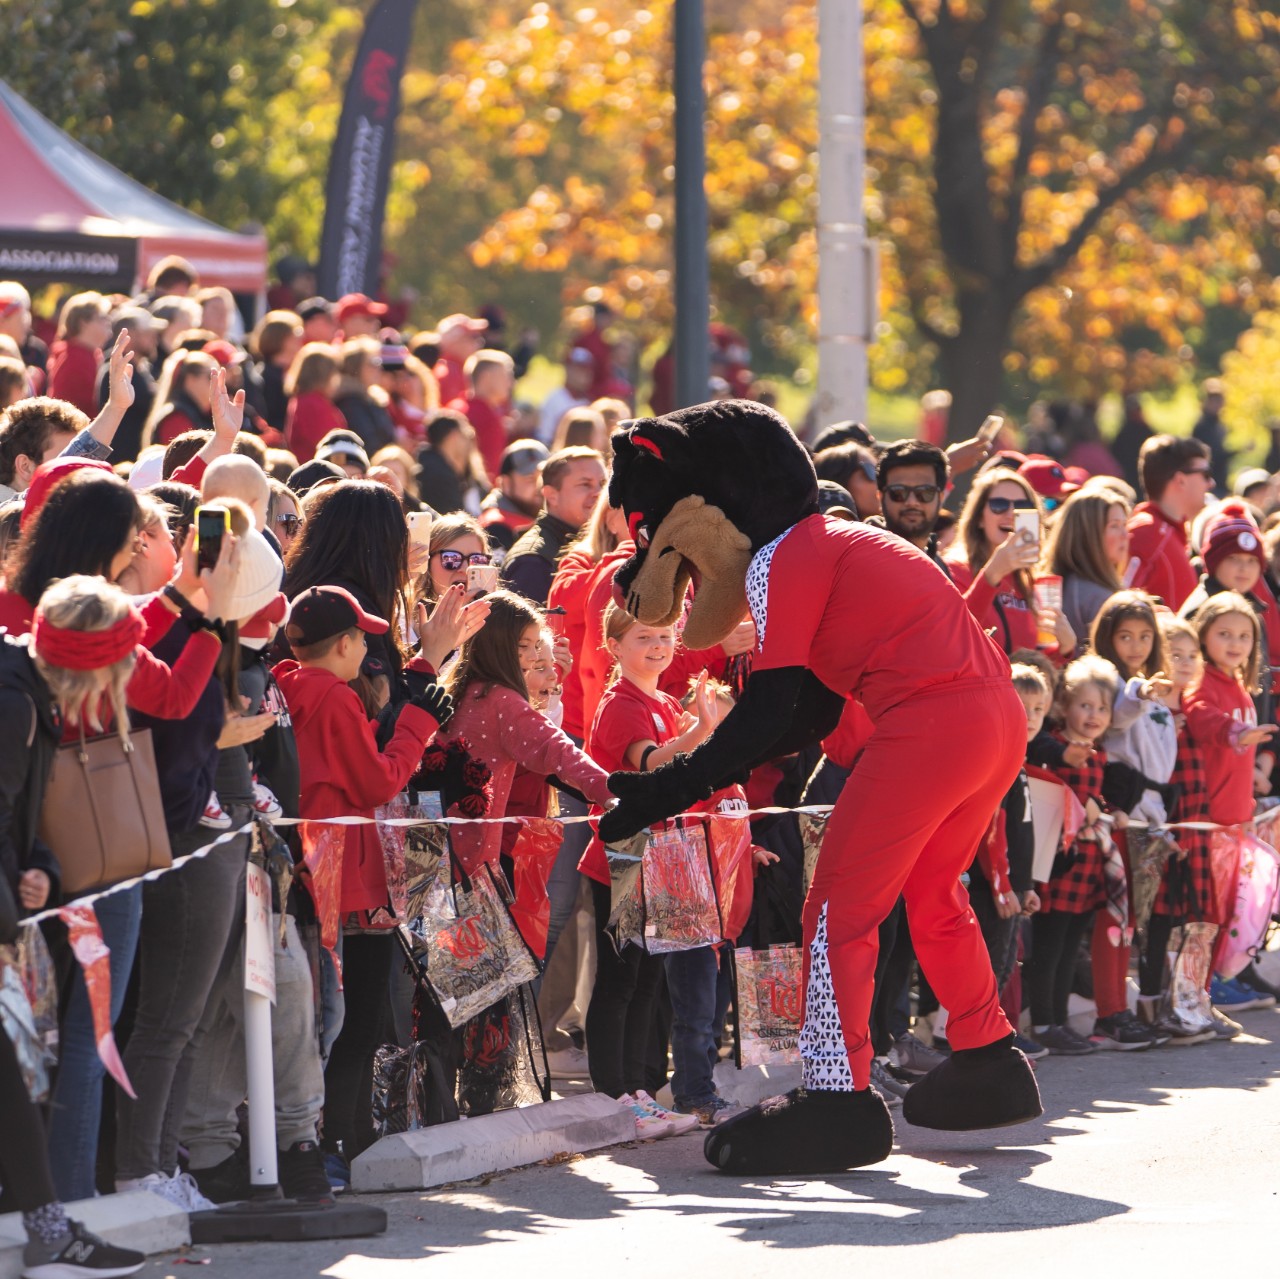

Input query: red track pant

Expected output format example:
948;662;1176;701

800;678;1025;1090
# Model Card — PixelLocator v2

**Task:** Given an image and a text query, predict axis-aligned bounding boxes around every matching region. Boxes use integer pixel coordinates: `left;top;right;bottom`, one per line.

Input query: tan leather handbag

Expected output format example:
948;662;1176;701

38;728;172;896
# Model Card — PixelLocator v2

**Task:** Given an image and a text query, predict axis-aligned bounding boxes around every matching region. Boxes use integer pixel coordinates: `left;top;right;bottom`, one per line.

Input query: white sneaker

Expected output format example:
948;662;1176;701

545;1044;589;1080
120;1170;217;1213
252;779;283;818
199;792;233;830
632;1090;701;1135
617;1093;675;1139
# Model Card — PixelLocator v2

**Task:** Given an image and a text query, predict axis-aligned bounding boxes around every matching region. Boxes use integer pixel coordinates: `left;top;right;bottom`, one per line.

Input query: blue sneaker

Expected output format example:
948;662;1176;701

1209;975;1263;1013
321;1149;350;1194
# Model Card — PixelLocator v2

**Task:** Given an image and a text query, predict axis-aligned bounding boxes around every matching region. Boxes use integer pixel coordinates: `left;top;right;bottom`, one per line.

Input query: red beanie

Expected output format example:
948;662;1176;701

20;457;115;531
1203;501;1266;579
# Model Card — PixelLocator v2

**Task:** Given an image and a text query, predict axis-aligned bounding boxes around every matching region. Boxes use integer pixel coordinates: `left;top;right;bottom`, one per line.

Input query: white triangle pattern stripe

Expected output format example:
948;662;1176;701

799;900;855;1090
745;529;788;650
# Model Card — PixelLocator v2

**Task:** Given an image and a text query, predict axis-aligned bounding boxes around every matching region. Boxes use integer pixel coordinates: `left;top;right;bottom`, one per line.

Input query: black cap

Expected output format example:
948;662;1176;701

286;585;389;648
817;479;858;519
286;459;345;496
499;439;550;478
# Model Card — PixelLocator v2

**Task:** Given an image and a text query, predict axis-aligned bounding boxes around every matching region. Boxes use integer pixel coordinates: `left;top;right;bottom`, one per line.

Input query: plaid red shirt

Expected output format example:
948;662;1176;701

1154;732;1214;920
1039;733;1109;914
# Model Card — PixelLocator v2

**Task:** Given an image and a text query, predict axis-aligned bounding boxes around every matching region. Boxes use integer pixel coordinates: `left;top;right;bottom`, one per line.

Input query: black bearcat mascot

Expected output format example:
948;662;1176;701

598;400;1041;1175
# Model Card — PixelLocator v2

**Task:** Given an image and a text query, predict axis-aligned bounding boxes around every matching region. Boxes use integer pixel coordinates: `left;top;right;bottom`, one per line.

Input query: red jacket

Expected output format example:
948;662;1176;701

0;589;219;735
433;357;467;407
286;393;347;463
47;340;101;417
450;393;510;484
945;554;1039;655
1127;501;1198;611
1183;665;1258;826
276;660;440;912
547;546;599;740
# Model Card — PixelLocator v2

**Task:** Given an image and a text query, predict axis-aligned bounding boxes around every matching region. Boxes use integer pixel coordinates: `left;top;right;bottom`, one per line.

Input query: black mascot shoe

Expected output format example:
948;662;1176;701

901;1032;1043;1131
703;1086;894;1175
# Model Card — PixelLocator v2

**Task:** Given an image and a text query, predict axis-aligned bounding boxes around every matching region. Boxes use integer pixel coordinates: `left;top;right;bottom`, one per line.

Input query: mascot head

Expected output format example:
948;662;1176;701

609;399;819;650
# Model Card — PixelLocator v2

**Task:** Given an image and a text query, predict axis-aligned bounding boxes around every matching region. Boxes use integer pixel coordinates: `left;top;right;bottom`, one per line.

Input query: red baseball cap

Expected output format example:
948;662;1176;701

1018;456;1080;502
21;457;116;530
335;293;388;323
285;585;389;647
202;339;246;368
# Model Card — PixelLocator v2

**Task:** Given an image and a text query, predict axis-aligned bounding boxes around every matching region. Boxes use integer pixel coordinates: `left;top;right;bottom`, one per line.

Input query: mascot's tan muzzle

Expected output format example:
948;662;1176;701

622;494;753;650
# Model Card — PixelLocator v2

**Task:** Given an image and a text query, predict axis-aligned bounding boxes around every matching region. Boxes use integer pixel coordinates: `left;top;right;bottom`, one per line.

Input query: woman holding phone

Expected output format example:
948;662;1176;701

945;469;1074;656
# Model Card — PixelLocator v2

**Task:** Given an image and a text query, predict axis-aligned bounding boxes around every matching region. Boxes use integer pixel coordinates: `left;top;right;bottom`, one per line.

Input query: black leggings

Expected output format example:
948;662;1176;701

0;1028;56;1212
585;879;664;1098
1026;911;1092;1027
323;933;393;1157
1139;914;1176;997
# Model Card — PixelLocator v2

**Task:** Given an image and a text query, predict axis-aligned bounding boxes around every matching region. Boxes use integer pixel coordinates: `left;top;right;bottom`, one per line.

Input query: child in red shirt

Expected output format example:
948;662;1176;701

582;604;723;1124
275;585;451;1160
1181;592;1276;1034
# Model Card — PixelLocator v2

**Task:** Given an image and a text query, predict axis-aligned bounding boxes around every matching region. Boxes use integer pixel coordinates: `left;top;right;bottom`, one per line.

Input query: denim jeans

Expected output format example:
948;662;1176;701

46;885;143;1201
541;776;592;975
115;823;248;1181
317;934;345;1065
664;945;721;1109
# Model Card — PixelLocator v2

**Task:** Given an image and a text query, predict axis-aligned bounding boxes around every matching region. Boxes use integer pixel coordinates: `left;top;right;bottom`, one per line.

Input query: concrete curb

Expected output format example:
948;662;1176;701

351;1094;638;1192
0;1190;188;1279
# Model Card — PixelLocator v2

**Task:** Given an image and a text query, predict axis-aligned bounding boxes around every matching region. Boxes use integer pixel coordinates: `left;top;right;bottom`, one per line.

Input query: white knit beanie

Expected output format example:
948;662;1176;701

224;528;284;623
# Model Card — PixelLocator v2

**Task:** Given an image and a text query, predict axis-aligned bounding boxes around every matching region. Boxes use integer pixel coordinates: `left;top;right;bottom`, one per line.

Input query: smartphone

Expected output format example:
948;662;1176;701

406;510;432;549
977;414;1004;445
545;605;568;639
195;504;230;574
466;563;499;596
1014;508;1040;546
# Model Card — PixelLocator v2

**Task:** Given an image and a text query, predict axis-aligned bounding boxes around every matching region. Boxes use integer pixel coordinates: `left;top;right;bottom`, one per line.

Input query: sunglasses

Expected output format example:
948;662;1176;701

986;497;1037;514
434;549;493;571
884;484;940;504
1179;466;1212;478
276;514;301;534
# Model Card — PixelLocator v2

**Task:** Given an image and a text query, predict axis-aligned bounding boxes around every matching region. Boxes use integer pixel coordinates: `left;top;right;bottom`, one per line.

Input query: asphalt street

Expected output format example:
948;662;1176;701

144;998;1280;1278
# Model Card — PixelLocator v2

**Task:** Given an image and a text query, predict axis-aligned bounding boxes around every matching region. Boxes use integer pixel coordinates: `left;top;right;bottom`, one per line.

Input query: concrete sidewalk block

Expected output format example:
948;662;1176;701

351;1094;638;1192
0;1190;188;1279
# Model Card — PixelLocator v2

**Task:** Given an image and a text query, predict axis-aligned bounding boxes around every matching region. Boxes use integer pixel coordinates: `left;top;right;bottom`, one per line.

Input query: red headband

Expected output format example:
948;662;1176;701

31;605;146;671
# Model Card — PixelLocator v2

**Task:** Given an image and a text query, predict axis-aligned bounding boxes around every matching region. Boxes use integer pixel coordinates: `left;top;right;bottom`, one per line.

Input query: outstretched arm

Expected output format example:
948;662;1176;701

597;667;843;842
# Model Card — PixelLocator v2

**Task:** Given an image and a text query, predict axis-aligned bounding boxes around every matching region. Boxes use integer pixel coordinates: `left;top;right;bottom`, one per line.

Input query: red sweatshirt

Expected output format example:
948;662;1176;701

47;340;101;417
1127;501;1198;611
0;590;218;732
944;554;1038;655
276;660;440;911
547;546;598;740
286;393;347;463
1182;664;1258;826
442;682;612;874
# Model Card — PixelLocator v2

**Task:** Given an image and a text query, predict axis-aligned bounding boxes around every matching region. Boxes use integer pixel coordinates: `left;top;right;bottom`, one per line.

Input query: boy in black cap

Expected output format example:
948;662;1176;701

275;585;452;1165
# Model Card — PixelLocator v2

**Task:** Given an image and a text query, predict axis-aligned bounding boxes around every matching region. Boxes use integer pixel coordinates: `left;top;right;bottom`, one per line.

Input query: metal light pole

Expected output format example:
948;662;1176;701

674;0;710;410
815;0;875;430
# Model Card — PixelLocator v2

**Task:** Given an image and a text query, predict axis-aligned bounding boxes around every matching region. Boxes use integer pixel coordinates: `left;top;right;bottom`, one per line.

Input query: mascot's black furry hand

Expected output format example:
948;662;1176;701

598;756;713;843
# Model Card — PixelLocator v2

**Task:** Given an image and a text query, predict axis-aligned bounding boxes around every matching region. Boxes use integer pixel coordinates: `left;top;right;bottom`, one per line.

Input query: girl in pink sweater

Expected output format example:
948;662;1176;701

440;590;614;874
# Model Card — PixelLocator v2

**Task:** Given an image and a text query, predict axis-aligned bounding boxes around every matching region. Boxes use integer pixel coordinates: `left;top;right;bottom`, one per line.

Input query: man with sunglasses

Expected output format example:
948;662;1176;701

1128;434;1214;611
875;441;950;573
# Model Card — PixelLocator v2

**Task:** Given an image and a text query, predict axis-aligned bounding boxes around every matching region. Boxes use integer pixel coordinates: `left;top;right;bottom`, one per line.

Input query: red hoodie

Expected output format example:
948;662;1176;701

547;545;600;740
47;339;101;417
275;660;440;912
1182;664;1258;826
